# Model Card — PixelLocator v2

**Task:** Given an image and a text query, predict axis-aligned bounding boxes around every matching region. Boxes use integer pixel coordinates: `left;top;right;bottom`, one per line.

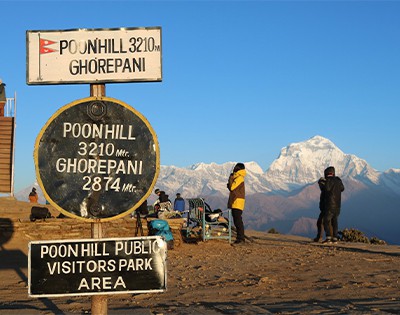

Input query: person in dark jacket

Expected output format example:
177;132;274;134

321;166;345;244
154;191;173;219
0;79;6;117
227;162;246;245
313;176;326;242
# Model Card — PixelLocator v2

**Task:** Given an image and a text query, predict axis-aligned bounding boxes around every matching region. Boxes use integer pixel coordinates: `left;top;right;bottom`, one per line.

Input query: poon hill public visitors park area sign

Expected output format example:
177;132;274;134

26;27;165;300
29;236;167;297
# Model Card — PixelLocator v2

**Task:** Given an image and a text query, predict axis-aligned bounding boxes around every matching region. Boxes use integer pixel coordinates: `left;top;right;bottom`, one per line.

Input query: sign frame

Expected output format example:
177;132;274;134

26;27;162;85
28;236;168;297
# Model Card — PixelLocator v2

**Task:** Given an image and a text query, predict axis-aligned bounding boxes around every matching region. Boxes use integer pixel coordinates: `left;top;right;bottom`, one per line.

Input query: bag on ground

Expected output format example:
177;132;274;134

30;206;51;222
148;219;174;249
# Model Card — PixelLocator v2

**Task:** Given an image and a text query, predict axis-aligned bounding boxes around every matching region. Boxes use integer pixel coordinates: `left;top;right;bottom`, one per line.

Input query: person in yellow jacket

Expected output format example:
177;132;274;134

227;163;246;245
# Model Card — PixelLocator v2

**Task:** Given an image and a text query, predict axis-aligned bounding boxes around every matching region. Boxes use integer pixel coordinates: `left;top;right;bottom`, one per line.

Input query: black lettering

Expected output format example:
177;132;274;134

87;39;97;54
60;40;68;55
111;39;118;53
69;60;79;75
107;58;113;73
133;58;145;72
68;57;147;75
123;58;132;72
78;40;87;54
98;39;107;53
115;58;123;72
119;38;127;53
129;37;137;53
69;40;77;54
79;59;87;74
136;37;143;52
89;59;97;74
98;59;106;74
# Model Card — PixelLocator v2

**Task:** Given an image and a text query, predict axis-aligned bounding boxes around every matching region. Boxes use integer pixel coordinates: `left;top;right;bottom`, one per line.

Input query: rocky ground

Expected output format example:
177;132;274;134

1;197;400;314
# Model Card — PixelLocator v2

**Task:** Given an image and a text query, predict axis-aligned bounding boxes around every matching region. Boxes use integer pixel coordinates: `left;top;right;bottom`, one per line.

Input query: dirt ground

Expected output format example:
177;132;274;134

1;197;400;314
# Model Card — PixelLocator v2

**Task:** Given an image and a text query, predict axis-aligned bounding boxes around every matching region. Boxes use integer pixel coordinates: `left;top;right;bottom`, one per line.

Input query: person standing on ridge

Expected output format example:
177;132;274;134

227;162;247;245
321;166;345;244
154;190;173;219
28;187;38;203
0;79;6;116
314;175;326;242
174;193;185;213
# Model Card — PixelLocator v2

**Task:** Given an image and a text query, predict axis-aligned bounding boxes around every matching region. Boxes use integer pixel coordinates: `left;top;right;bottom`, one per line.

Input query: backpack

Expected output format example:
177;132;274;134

148;219;174;249
30;207;52;222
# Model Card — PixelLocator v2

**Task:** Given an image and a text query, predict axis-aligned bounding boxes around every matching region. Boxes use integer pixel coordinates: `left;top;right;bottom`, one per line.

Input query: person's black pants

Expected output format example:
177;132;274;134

323;208;340;239
316;210;324;239
232;208;245;241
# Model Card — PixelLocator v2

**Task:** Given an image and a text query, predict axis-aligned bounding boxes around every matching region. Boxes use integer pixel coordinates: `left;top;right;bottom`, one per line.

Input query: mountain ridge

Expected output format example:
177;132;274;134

150;135;399;199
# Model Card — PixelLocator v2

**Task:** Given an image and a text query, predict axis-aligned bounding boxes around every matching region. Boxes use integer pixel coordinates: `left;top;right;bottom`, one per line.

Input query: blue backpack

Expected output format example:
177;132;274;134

148;219;174;242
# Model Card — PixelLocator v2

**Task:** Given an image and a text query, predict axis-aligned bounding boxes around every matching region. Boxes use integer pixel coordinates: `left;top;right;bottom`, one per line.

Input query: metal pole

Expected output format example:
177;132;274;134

10;92;17;197
90;83;108;315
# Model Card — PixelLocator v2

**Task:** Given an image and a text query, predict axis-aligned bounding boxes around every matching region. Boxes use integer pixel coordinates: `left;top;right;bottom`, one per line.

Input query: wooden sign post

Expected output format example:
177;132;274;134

90;84;107;314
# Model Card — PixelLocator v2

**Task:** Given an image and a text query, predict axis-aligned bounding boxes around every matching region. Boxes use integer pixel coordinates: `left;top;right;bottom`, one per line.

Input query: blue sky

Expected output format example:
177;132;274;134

1;0;400;192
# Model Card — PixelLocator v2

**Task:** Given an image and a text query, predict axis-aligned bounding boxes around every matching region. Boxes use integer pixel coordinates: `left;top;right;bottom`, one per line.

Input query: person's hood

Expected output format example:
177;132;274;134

324;166;335;178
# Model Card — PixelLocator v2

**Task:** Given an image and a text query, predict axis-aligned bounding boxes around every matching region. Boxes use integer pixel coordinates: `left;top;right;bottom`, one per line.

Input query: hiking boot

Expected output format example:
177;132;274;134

332;237;338;244
313;236;323;242
322;238;332;244
232;239;246;246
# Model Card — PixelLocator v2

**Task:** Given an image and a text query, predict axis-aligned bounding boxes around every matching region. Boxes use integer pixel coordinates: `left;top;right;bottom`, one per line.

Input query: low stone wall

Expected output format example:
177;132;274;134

2;216;185;247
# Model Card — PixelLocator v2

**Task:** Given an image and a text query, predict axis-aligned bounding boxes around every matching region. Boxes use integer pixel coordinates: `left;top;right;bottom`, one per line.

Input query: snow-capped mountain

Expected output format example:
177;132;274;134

263;135;381;191
153;135;396;199
154;161;271;202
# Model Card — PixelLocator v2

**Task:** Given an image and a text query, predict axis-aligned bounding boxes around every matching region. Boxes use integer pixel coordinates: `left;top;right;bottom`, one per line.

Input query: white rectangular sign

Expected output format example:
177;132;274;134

26;27;162;85
29;236;167;297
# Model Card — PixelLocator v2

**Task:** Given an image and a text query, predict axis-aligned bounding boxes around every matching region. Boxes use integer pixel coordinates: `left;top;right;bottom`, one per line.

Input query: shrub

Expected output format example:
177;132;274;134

339;228;369;243
369;237;387;245
339;228;387;245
